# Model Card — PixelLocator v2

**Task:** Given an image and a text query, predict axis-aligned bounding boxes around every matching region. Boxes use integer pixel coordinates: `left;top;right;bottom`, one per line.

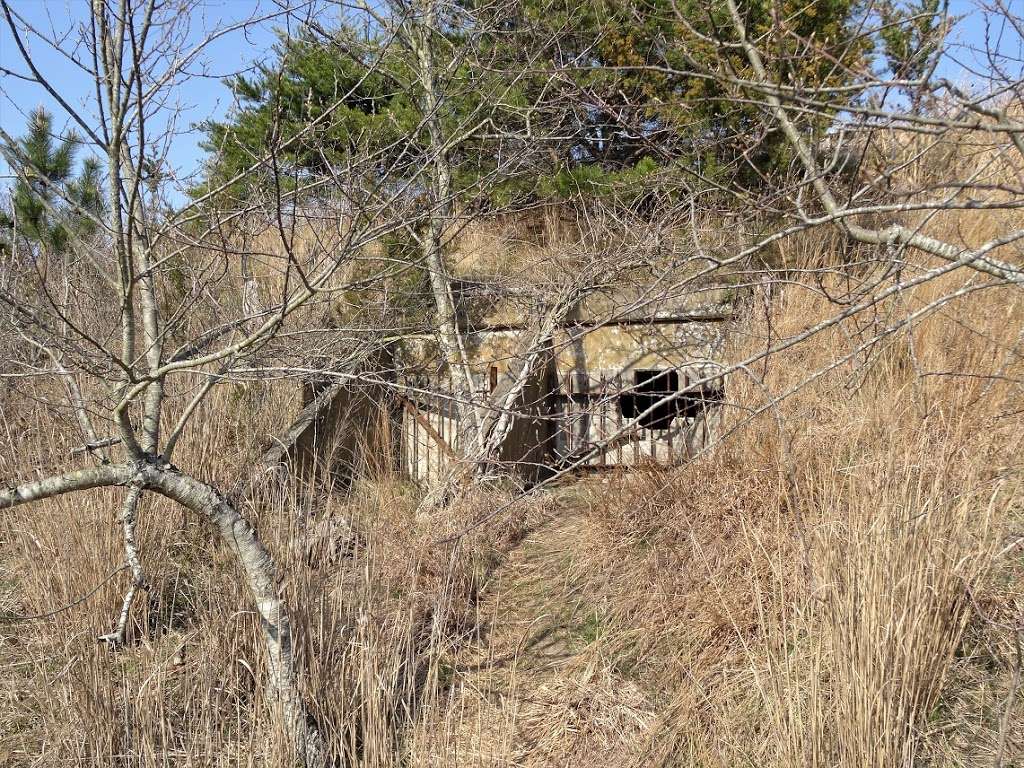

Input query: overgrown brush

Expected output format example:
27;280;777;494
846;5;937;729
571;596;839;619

563;229;1024;766
0;371;548;765
3;128;1023;766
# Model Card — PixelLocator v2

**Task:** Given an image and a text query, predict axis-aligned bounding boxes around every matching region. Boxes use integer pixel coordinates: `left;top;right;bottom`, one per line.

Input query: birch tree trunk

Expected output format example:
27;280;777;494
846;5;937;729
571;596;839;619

410;0;482;455
0;464;326;766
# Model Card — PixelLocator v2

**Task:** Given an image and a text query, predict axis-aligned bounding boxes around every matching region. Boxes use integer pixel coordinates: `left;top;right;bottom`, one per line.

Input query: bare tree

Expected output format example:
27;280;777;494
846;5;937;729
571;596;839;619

0;0;438;761
2;0;1023;762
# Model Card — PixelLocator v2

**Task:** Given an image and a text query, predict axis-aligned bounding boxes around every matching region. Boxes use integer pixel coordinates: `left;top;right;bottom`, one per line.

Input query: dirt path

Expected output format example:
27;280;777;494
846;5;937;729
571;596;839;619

471;504;587;673
442;504;589;765
437;488;654;767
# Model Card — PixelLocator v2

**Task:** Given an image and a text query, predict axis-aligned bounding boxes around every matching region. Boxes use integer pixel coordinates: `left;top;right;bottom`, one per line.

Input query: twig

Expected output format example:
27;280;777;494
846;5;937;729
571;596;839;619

0;565;129;622
70;437;122;456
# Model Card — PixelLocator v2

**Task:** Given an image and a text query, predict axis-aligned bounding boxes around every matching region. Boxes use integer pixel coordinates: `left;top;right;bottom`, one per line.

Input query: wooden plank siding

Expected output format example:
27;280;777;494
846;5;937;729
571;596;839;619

398;364;725;485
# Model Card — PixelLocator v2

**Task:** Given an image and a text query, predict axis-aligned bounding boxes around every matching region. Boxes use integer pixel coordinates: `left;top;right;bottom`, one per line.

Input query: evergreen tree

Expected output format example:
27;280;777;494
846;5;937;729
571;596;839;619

197;0;873;205
1;107;105;255
877;0;946;109
488;0;872;189
196;30;421;201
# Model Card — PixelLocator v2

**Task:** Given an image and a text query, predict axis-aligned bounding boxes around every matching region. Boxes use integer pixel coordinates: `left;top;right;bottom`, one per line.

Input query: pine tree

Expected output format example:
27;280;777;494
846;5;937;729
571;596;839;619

196;30;420;202
2;107;105;256
877;0;947;110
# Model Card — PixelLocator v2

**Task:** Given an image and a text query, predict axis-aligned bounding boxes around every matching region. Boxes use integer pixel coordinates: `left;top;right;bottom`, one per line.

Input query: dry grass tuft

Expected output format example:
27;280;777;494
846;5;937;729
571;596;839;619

3;126;1024;766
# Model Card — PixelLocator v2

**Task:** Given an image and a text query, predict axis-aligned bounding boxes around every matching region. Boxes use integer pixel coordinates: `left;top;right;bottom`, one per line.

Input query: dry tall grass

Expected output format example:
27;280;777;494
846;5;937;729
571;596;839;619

0;372;547;765
550;199;1024;765
3;131;1023;766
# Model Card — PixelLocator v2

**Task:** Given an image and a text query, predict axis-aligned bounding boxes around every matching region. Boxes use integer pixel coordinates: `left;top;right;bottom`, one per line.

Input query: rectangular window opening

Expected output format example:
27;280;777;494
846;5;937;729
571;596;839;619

618;368;680;429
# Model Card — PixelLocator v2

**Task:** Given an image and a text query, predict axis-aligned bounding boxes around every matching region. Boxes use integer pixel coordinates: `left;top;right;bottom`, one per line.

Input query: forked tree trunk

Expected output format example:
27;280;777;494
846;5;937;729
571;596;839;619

418;296;577;511
411;0;482;455
0;462;326;766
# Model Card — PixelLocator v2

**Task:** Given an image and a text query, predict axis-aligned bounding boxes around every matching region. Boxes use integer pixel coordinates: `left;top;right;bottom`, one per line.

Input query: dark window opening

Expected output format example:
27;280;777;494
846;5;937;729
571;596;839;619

619;369;680;429
678;383;726;418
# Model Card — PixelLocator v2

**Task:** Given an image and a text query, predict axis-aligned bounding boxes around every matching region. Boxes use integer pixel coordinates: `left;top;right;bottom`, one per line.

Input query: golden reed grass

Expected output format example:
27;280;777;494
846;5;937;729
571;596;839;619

2;129;1023;766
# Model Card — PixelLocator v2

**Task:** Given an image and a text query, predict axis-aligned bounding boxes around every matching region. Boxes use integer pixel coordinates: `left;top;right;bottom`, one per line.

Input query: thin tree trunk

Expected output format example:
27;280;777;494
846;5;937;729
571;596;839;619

1;463;326;766
474;297;578;471
98;483;147;647
411;0;482;454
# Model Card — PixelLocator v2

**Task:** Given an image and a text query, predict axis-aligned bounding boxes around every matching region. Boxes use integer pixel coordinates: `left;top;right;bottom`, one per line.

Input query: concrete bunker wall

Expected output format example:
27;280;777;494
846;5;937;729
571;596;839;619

286;316;730;488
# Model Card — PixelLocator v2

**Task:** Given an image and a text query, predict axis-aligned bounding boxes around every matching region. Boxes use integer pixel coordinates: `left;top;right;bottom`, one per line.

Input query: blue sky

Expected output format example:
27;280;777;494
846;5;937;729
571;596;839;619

0;0;1020;194
0;0;292;191
943;0;1024;85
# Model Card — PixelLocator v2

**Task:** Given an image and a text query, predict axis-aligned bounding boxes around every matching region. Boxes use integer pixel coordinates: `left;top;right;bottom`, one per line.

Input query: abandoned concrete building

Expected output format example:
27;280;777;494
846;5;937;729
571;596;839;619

292;277;732;487
398;282;731;484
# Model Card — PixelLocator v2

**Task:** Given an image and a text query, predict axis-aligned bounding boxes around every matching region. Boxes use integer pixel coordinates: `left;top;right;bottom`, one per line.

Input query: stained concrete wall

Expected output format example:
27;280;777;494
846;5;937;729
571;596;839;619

292;380;399;487
466;320;726;382
307;316;730;487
